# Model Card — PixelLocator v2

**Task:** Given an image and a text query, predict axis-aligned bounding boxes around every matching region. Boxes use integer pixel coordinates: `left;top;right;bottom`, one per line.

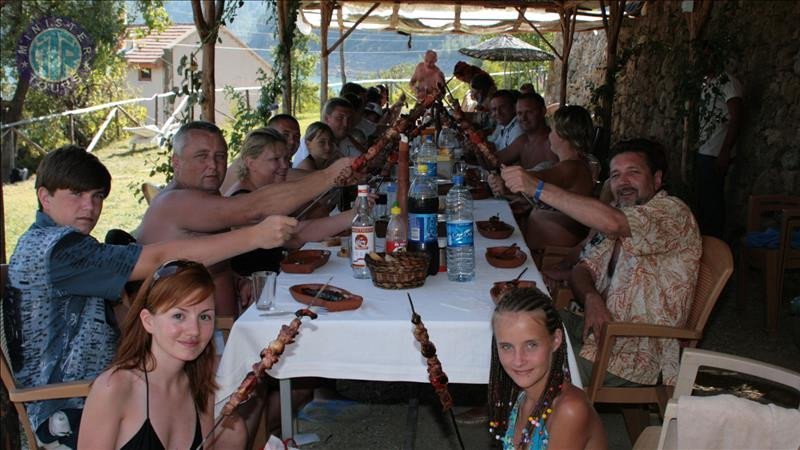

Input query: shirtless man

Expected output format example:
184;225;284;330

137;121;353;316
495;93;557;170
409;50;446;101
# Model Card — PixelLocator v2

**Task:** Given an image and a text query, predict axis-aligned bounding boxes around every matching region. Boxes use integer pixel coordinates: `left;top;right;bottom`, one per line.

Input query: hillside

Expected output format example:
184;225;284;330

164;1;483;82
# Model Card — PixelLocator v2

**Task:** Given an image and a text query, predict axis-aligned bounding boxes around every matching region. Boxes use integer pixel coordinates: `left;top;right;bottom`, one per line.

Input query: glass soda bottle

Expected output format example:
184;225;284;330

351;184;374;279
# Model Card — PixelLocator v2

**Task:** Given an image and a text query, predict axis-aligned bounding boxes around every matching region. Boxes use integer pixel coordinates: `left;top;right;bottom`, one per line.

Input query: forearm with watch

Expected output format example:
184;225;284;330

524;177;631;238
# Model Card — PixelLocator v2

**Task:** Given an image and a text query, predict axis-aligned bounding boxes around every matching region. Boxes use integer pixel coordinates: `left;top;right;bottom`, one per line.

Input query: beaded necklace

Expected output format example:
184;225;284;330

489;388;556;450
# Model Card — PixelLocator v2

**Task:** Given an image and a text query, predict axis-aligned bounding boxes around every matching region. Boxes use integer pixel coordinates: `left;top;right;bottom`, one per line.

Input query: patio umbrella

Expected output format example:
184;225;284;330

459;34;554;87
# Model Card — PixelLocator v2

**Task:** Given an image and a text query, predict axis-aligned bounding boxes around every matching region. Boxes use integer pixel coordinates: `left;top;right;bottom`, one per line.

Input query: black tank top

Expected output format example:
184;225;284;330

119;370;203;450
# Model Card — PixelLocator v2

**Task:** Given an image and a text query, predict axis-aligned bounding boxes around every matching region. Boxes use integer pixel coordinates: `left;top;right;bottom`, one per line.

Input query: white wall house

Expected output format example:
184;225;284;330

121;24;272;126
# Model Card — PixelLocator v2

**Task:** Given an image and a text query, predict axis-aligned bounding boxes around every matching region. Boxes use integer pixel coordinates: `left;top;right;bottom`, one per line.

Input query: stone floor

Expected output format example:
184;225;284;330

289;269;800;450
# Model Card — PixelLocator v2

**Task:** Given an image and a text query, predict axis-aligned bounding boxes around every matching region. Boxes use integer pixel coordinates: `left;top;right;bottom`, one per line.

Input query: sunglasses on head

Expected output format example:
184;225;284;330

149;260;203;290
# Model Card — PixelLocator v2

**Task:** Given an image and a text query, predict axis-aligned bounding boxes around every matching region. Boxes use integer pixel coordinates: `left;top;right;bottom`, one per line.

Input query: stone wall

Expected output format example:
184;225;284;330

545;0;800;235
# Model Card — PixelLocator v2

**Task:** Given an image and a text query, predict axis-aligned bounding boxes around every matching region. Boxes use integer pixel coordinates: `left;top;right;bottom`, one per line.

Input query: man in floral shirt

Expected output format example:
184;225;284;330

502;139;701;386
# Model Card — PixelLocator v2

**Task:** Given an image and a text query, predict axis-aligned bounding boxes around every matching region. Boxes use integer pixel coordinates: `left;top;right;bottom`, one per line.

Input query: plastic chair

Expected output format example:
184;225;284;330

633;348;800;450
587;236;733;442
737;195;800;335
1;264;93;450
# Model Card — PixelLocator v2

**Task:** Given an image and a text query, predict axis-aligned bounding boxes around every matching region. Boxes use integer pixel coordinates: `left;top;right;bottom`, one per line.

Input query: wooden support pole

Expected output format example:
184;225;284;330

87;107;119;153
12;128;45;155
320;0;333;114
337;6;347;85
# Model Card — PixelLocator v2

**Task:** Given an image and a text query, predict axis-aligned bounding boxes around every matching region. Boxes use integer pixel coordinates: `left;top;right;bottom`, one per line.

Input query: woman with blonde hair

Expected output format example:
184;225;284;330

79;261;245;449
225;128;354;276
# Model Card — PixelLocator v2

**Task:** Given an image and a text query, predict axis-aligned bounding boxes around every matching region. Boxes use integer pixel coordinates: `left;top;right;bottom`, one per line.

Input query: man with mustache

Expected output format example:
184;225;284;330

137;121;353;316
502;139;701;387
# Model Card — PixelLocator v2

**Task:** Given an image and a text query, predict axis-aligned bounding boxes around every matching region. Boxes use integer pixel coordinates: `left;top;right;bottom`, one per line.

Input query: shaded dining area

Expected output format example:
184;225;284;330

2;1;800;450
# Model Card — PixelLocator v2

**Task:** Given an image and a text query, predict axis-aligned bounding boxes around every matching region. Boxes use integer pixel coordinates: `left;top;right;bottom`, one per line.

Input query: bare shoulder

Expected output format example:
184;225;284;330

548;384;608;450
90;367;139;401
552;384;593;421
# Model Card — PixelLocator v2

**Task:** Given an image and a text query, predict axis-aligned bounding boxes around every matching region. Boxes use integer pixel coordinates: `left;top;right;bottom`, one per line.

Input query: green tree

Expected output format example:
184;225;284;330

0;0;169;180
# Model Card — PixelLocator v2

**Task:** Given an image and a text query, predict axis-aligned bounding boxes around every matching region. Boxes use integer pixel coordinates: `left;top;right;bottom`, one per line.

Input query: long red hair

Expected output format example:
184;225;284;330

114;261;218;413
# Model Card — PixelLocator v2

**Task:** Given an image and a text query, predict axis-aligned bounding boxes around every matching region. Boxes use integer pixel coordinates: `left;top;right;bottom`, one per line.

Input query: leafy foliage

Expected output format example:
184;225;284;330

1;0;169;171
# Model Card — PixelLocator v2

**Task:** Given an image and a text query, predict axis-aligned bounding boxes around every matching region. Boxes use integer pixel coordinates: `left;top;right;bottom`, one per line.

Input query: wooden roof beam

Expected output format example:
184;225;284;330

325;2;380;55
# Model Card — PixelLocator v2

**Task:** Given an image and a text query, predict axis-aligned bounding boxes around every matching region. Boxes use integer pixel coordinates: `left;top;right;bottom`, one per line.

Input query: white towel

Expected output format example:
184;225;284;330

677;394;800;450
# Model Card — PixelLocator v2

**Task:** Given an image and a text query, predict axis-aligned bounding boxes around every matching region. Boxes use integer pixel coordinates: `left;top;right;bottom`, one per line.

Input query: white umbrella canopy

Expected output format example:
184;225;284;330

459;34;554;88
458;34;555;62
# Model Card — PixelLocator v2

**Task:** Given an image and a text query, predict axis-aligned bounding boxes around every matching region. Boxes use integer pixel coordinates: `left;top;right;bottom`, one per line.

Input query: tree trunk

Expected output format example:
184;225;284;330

319;1;333;115
1;76;29;182
557;4;577;106
277;0;293;114
597;0;626;165
191;0;224;124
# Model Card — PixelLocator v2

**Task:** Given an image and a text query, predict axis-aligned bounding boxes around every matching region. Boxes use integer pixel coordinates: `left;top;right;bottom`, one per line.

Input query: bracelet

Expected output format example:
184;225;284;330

533;180;545;202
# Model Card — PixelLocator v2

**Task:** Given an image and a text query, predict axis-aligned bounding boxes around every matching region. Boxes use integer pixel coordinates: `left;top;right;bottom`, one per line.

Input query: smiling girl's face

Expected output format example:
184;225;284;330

141;291;216;363
493;310;562;396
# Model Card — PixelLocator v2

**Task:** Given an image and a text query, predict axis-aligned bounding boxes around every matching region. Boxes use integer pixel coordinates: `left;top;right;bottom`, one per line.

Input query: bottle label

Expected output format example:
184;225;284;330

351;226;374;268
386;239;407;254
408;213;437;243
446;220;474;247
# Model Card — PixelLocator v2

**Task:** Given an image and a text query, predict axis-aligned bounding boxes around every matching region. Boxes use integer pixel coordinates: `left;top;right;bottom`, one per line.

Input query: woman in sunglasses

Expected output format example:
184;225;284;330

79;261;244;449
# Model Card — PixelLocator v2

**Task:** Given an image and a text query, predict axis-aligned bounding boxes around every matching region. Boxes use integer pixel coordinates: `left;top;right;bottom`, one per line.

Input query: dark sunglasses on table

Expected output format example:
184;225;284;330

148;260;203;290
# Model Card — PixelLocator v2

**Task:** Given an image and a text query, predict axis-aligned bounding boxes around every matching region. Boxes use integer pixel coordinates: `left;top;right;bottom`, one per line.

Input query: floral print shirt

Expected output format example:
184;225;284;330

577;191;701;385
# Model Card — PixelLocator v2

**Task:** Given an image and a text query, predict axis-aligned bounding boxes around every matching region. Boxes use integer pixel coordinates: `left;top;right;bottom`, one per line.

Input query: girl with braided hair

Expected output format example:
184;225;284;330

488;287;607;449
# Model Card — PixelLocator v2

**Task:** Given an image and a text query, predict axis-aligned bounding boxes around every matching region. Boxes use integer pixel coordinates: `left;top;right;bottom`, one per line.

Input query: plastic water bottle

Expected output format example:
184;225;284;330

408;164;439;276
385;202;407;254
351;184;374;279
446;175;474;281
418;134;438;179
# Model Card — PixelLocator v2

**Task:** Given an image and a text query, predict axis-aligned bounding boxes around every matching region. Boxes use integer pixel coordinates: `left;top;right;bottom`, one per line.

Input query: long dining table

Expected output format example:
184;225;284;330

215;198;581;439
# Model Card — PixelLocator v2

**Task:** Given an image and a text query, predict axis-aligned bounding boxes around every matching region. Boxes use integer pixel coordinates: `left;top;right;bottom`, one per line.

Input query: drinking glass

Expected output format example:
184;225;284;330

252;271;277;311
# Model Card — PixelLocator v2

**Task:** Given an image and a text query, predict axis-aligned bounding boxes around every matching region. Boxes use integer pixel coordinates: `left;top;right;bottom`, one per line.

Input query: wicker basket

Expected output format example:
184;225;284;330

365;251;429;289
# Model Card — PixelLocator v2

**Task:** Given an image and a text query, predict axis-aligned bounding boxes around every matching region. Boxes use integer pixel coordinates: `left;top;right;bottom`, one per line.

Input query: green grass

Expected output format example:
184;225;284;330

3;140;166;258
3;114;324;258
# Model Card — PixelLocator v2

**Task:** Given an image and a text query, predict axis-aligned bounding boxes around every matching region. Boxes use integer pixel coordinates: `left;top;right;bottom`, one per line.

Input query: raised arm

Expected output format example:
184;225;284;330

131;215;298;280
154;157;355;231
501;165;630;238
285;210;355;248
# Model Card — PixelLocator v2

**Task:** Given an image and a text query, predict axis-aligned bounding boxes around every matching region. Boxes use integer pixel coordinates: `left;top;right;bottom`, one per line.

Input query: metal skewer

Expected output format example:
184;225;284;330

195;277;334;450
294;187;338;221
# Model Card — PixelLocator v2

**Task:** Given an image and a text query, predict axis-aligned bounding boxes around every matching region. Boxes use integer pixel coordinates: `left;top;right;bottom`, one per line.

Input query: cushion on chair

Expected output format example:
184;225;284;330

676;394;800;450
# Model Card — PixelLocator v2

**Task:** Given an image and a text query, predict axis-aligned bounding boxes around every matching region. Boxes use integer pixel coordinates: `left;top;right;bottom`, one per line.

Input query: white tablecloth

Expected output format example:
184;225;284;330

216;199;581;410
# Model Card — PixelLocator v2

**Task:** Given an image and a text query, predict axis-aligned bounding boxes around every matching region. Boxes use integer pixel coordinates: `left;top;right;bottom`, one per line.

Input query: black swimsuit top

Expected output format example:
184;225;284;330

119;370;203;450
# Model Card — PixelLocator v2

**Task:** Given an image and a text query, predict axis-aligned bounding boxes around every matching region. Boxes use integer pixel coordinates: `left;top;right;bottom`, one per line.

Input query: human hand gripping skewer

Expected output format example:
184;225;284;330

195;277;333;450
407;293;465;450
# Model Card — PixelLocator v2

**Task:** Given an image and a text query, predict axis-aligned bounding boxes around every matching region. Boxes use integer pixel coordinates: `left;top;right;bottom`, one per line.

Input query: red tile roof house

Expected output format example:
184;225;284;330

120;24;272;127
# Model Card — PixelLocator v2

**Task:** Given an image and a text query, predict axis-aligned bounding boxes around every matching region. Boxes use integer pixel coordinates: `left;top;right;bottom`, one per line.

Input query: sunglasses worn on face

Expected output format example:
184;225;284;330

149;260;203;290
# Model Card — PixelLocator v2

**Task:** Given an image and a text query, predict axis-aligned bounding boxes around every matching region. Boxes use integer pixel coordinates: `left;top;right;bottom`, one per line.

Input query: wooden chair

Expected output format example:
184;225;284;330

539;245;575;310
737;195;800;335
587;236;733;442
778;208;800;313
1;264;93;450
141;182;162;204
633;348;800;450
